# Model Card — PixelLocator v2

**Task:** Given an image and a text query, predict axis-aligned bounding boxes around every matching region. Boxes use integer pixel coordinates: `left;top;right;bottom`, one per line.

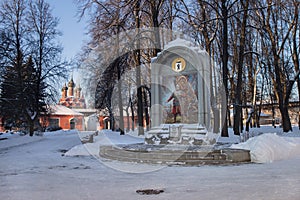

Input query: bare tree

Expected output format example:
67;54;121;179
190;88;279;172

76;0;300;136
174;0;222;133
232;0;250;135
27;0;68;101
76;0;134;133
289;0;300;128
76;0;172;135
256;0;298;132
25;0;68;134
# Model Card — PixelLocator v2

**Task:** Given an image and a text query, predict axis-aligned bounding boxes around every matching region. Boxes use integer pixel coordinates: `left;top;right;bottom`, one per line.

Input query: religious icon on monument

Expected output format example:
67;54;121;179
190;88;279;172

166;87;181;123
164;75;198;123
172;57;186;72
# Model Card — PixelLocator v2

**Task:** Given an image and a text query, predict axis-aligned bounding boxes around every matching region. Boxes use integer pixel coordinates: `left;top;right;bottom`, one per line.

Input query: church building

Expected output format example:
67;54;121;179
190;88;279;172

42;78;86;131
58;78;86;109
44;78;100;131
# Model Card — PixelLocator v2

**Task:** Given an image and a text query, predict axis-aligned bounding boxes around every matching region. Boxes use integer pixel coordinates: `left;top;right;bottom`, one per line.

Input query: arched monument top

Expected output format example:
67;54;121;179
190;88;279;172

151;38;206;64
153;41;210;75
164;38;194;49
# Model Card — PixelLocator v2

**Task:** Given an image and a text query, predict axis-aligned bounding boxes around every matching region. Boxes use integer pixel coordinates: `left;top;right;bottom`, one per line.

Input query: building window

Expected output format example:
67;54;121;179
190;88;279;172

70;118;76;129
49;118;59;127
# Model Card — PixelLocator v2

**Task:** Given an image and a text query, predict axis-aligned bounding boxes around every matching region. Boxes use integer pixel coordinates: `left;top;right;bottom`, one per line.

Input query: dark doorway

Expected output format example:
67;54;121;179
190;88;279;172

70;118;76;129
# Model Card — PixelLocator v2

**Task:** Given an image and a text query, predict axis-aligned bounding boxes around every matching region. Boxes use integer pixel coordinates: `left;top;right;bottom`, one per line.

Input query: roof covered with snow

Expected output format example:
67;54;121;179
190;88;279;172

72;108;97;114
164;37;194;49
163;36;205;52
49;105;84;116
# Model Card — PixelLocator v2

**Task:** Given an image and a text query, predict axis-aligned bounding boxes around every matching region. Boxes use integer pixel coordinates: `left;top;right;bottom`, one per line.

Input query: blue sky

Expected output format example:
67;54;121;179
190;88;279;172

48;0;88;60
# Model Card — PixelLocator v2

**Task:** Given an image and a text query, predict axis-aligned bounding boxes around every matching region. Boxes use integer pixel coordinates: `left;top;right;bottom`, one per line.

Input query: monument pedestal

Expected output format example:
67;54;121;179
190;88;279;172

145;124;211;145
99;144;251;166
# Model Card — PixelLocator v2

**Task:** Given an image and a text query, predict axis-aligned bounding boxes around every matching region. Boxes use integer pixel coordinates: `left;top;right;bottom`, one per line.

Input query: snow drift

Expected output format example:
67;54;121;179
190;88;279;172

65;130;144;157
231;133;300;163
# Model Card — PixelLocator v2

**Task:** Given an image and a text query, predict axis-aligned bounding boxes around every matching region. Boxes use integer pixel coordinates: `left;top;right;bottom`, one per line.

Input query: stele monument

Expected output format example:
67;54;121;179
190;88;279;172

147;37;212;145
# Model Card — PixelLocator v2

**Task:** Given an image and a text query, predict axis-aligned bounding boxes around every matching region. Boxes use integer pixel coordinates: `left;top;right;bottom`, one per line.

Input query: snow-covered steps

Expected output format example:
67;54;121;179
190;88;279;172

99;144;251;166
146;124;209;145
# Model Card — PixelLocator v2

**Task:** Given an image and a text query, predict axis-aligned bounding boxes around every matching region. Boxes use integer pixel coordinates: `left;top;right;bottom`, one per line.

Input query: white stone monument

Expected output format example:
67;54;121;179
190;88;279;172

147;38;212;145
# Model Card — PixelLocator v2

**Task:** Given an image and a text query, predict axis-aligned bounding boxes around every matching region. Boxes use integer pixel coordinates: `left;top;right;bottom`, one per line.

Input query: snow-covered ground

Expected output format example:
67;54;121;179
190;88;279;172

66;126;300;164
0;127;300;200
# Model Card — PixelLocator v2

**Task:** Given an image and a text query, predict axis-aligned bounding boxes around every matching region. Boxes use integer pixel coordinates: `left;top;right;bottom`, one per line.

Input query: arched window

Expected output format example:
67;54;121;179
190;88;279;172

70;118;76;129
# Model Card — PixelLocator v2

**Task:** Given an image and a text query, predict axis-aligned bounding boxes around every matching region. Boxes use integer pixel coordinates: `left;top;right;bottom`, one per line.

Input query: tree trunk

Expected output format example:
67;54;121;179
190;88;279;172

117;54;124;134
221;0;229;137
125;107;130;132
291;3;300;129
200;3;219;133
130;97;135;131
233;0;249;135
279;103;292;132
272;105;276;128
263;2;296;133
108;107;115;131
135;0;144;135
117;78;124;135
143;87;150;131
28;119;34;136
273;58;293;132
150;0;161;55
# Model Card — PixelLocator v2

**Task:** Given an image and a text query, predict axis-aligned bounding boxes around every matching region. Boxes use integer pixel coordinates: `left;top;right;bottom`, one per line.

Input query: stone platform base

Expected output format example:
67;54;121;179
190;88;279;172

99;144;251;166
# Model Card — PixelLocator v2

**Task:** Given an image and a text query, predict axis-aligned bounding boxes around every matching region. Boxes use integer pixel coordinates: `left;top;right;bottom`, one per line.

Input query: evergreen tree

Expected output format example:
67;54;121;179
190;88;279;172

22;56;47;136
0;0;67;134
0;64;20;129
0;56;47;135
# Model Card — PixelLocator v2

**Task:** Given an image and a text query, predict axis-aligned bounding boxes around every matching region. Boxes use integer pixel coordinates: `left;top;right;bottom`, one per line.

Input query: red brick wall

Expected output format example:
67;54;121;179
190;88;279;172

44;115;84;131
98;115;147;131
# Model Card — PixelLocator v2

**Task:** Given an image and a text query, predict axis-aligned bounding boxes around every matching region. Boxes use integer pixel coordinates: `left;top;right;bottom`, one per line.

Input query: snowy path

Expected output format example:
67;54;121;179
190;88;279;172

0;131;299;200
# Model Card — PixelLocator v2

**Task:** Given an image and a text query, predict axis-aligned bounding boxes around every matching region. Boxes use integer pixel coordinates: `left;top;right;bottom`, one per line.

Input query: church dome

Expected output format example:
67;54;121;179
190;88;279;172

61;83;68;91
68;78;75;88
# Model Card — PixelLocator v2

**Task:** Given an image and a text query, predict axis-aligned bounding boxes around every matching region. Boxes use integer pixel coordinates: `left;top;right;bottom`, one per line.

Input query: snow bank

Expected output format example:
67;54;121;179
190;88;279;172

64;143;100;157
65;130;144;157
43;129;78;136
0;133;44;150
231;133;300;163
